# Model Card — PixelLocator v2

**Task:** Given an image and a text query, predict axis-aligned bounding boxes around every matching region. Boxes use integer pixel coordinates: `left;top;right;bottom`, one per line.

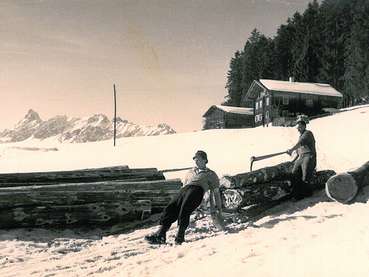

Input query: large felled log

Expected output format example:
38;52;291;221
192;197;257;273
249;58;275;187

221;170;336;212
0;179;182;209
0;190;176;209
325;161;369;203
0;179;182;192
0;166;165;187
221;162;294;189
0;200;152;229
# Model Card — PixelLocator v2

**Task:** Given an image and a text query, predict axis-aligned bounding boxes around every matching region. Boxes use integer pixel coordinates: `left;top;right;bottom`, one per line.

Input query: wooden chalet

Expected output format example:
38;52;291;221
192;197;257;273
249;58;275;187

202;105;254;130
241;79;343;126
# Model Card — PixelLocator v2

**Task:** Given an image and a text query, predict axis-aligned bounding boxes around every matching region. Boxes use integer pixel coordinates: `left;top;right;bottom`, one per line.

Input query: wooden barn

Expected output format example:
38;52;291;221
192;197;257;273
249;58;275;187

202;105;254;130
241;79;343;127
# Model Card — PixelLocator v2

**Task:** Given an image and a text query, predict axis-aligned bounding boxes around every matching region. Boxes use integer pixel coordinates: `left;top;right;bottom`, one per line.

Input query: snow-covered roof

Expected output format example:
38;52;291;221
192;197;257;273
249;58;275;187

203;105;254;117
259;79;343;97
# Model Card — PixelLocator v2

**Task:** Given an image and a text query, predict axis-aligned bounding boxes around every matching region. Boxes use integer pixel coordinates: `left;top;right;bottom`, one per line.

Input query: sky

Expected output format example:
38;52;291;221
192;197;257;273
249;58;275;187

0;0;314;132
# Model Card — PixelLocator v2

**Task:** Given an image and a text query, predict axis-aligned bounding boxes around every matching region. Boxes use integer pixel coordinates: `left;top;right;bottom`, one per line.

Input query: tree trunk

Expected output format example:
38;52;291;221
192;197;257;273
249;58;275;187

0;190;178;210
325;161;369;203
0;200;152;229
0;166;165;187
0;179;182;192
220;162;294;188
221;170;336;212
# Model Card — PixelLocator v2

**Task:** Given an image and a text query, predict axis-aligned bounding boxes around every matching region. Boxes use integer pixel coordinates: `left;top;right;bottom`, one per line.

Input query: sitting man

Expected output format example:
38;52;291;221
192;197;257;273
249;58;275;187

287;116;317;199
145;150;224;245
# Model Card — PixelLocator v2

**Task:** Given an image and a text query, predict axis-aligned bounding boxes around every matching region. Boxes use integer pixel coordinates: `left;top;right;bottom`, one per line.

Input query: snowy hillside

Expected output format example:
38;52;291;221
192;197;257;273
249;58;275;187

0;109;176;143
0;104;369;277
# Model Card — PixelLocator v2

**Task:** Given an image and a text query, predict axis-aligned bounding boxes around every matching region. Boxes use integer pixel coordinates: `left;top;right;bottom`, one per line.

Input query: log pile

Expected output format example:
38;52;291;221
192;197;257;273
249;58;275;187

0;166;181;229
220;162;336;218
325;161;369;203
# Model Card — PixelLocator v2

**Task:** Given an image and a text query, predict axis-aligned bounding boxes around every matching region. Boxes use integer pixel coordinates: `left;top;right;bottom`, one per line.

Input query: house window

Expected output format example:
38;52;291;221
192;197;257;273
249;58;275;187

256;102;259;109
255;114;262;123
266;97;270;106
283;97;289;105
259;100;263;108
306;98;314;107
266;111;269;119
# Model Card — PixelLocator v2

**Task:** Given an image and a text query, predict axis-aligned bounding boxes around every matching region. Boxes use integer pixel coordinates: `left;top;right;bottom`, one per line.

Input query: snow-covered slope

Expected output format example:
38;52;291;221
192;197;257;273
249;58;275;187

0;105;368;176
0;105;369;277
0;109;176;143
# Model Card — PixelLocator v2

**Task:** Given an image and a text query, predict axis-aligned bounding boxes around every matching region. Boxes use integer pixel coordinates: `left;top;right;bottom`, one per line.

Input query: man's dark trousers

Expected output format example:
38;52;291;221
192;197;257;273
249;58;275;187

291;153;317;198
159;185;204;235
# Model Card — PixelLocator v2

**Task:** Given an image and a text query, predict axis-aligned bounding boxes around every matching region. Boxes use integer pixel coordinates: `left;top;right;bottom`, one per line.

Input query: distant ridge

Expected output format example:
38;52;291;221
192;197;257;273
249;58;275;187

0;109;176;143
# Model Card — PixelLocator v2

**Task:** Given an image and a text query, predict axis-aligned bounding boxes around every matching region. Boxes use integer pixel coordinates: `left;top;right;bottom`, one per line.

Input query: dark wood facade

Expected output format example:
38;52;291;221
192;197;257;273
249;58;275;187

242;80;343;127
202;105;254;130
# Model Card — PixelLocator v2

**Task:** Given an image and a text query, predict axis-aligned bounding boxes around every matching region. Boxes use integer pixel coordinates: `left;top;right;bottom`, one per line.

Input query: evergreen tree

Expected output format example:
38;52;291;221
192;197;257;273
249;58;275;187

291;0;323;82
274;18;296;81
224;51;244;106
223;0;369;108
241;29;275;101
319;0;354;91
344;0;369;104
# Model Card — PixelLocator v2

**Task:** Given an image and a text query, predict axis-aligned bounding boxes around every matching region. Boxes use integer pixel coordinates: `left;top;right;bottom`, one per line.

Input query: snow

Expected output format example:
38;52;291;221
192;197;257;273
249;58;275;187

210;105;254;115
0;105;369;277
260;79;343;98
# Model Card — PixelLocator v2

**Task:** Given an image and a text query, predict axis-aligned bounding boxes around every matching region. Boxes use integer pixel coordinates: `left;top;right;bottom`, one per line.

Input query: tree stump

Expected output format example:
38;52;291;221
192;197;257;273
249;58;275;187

325;161;369;203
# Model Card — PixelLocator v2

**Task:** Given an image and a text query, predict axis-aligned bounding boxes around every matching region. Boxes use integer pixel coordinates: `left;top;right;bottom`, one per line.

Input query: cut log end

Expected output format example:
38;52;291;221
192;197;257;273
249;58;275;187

325;173;359;203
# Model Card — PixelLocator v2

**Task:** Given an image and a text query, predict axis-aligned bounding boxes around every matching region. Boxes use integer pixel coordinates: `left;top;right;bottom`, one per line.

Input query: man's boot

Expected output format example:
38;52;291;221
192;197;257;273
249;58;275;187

175;227;186;245
292;180;313;200
145;225;168;244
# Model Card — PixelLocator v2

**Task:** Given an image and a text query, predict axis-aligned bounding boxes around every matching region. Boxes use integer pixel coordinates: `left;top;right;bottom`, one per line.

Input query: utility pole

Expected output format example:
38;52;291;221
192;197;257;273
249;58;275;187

113;84;117;147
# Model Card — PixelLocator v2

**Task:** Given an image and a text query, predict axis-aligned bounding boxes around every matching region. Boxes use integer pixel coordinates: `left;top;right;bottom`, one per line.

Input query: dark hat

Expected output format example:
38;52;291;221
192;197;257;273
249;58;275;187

295;115;309;125
193;150;208;163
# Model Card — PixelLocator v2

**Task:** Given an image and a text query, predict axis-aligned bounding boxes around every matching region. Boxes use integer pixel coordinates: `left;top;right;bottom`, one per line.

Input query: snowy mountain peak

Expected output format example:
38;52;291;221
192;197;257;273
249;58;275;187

115;117;128;124
25;109;41;121
15;109;42;129
157;123;176;132
87;114;110;126
0;110;176;143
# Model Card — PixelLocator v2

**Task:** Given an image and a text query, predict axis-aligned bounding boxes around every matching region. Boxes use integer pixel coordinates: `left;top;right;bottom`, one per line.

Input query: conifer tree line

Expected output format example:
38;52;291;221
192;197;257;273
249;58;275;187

224;0;369;108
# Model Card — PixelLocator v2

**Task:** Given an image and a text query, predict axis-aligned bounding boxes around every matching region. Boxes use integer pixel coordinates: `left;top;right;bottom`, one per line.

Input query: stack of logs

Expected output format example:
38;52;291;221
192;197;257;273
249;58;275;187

220;162;336;219
0;166;182;228
3;160;361;229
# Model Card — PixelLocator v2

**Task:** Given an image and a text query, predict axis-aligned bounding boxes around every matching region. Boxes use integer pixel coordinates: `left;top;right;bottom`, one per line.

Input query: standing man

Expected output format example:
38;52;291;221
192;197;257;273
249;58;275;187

287;116;317;199
145;150;224;245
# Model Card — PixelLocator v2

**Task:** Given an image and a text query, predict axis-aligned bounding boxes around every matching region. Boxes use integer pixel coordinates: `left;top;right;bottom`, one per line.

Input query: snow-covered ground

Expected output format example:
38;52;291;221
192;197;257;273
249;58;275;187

0;104;369;277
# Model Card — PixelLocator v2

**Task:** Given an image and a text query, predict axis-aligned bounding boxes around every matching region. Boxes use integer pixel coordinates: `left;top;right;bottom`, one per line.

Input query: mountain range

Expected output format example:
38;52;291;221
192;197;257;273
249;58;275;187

0;109;176;143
